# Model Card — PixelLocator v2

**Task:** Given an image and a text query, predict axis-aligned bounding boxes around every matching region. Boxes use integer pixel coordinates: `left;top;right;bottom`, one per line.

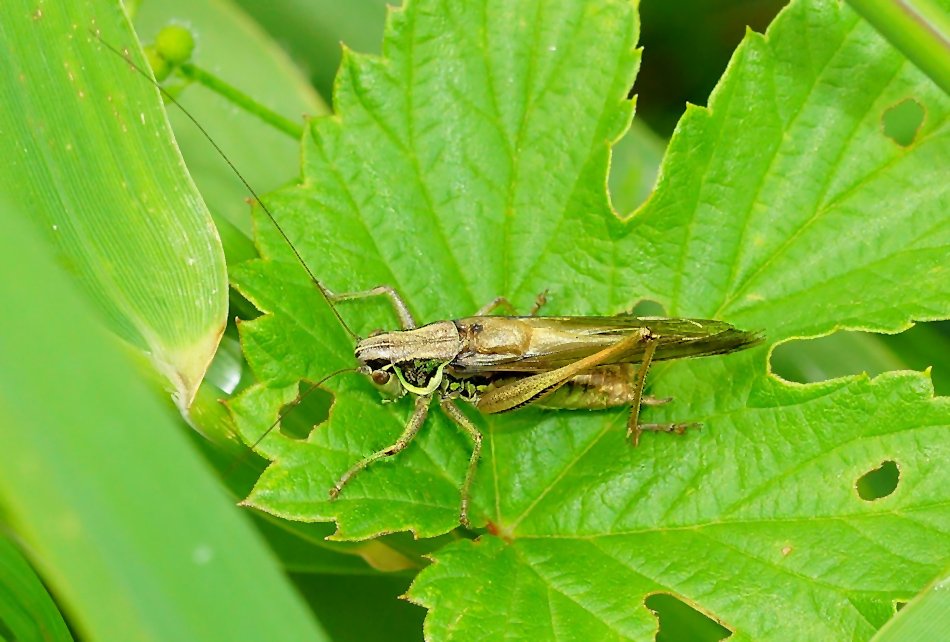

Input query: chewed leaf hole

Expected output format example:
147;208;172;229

857;460;900;501
279;383;333;440
770;322;950;394
771;330;902;384
882;98;925;146
646;593;730;642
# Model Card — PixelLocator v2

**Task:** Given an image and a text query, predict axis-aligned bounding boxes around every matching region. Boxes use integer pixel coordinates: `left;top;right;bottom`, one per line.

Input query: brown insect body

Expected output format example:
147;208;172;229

357;314;760;413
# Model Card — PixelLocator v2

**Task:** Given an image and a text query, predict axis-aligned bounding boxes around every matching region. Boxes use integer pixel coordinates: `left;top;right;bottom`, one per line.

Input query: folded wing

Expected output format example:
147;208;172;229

450;316;763;373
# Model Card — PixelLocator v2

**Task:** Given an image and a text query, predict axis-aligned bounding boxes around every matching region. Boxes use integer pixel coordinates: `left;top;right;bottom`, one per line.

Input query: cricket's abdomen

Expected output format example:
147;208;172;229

533;364;640;410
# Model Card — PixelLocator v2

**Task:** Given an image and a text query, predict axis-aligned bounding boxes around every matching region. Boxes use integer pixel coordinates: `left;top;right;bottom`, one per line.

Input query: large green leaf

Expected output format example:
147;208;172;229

228;0;665;230
0;0;227;406
229;0;950;638
0;199;326;639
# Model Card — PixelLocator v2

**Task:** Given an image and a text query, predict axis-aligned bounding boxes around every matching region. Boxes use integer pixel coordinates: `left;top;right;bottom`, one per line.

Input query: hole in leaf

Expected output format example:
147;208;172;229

857;460;900;501
770;322;950;395
771;330;899;383
882;98;925;146
896;600;907;612
278;383;333;440
646;593;731;642
628;299;667;317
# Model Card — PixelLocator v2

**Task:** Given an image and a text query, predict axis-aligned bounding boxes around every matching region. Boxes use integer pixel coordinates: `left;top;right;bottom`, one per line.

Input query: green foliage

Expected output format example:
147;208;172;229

0;0;331;638
0;0;228;407
134;0;328;242
229;0;950;638
0;199;326;640
4;0;950;638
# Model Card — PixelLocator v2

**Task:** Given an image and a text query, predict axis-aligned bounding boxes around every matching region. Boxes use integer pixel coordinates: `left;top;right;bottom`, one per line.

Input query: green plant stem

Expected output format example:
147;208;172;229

179;63;304;139
847;0;950;97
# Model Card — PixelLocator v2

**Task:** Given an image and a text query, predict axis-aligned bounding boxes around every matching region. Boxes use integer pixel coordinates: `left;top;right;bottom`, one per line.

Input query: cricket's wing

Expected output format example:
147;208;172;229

450;315;763;373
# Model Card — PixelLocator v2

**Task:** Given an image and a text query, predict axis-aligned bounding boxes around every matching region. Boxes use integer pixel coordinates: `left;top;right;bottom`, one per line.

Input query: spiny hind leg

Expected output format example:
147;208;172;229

322;284;416;330
475;289;549;317
329;394;430;500
439;398;482;529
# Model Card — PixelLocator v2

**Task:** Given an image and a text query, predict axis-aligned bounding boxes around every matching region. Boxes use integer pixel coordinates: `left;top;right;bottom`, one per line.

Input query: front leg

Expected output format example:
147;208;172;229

439;398;482;528
329;393;431;500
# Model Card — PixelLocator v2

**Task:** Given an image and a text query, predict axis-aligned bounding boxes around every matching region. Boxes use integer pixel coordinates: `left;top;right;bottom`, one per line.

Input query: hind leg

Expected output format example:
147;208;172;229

625;335;701;446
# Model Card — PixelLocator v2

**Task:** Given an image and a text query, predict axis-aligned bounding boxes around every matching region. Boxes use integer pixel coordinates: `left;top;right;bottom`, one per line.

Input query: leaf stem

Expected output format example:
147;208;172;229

178;63;304;140
846;0;950;97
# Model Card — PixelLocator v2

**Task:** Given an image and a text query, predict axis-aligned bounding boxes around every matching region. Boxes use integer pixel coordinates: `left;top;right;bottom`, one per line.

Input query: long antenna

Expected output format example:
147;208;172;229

91;30;360;340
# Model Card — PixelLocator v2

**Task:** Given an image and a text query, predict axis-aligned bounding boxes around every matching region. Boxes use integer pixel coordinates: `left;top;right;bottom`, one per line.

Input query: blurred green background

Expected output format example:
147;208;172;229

4;0;947;640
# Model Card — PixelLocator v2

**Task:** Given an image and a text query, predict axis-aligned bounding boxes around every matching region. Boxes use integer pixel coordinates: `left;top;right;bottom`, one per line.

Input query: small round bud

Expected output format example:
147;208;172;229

143;45;171;82
154;25;195;66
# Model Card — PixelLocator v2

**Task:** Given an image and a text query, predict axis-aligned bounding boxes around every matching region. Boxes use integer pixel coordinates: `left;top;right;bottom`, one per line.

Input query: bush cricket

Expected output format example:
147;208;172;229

99;29;763;528
324;287;761;526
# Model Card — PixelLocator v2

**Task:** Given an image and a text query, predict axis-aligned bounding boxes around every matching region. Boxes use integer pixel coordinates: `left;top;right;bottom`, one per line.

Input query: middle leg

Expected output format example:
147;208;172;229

474;289;549;317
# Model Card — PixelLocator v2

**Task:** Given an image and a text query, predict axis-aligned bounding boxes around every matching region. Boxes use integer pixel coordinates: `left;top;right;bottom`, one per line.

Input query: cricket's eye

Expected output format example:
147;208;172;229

371;370;391;386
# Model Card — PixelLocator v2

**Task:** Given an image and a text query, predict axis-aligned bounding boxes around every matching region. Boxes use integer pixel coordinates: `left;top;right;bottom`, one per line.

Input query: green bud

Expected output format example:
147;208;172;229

154;25;195;66
143;45;171;82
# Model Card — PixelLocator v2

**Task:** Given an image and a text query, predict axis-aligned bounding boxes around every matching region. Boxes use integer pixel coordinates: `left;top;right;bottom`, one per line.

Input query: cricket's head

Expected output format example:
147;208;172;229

355;321;464;397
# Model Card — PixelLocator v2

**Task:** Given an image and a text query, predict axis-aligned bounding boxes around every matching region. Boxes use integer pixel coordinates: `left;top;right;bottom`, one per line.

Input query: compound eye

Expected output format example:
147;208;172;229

371;370;391;386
